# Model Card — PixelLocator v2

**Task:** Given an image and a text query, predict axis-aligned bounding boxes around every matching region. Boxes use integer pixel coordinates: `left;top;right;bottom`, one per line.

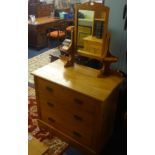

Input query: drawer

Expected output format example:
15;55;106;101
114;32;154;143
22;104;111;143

39;97;94;136
36;77;97;114
42;114;92;146
84;42;102;55
91;45;102;55
84;41;101;48
40;99;93;146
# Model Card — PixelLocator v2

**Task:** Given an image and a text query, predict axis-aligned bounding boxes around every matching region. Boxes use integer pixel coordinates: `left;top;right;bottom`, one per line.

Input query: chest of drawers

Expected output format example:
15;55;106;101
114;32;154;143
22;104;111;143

32;59;123;155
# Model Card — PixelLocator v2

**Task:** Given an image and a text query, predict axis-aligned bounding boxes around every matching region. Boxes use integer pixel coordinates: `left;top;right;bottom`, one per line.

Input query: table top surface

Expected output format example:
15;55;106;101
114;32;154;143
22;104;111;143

28;16;61;26
32;59;123;101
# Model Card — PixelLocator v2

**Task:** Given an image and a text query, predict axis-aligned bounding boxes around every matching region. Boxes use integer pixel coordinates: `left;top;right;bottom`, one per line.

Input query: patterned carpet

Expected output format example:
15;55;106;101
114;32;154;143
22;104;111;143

28;87;69;155
28;48;60;85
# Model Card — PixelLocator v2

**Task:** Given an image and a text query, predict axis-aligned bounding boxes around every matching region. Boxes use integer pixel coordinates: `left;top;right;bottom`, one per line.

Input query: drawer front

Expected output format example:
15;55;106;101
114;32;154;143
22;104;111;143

91;45;102;55
40;97;93;135
42;114;92;146
40;98;93;146
37;77;96;114
84;41;102;54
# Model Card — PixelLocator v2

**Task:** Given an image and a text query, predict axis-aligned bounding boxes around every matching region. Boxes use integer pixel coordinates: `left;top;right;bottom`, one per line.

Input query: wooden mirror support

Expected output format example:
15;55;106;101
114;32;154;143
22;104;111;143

63;2;118;76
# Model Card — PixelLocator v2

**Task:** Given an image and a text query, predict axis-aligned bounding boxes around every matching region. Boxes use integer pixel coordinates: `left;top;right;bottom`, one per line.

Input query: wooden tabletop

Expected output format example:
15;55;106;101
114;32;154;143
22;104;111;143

32;59;123;102
28;16;61;26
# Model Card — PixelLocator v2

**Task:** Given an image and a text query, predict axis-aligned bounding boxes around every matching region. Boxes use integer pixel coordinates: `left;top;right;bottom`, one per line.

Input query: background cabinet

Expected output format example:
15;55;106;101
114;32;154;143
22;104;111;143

28;0;53;17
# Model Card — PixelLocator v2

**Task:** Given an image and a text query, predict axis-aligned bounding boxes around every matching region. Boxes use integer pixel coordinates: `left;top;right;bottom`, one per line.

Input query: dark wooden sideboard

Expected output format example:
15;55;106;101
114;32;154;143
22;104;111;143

28;0;53;18
28;16;61;49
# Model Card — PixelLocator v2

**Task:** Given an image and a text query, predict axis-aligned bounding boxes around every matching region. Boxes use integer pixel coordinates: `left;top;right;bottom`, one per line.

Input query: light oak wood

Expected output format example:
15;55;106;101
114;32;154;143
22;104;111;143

74;2;109;59
36;77;96;113
33;59;124;155
64;2;118;76
33;59;122;101
38;120;96;155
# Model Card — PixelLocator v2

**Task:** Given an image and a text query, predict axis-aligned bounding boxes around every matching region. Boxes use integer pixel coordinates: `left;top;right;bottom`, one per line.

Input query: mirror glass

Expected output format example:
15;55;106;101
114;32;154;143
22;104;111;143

77;10;94;51
76;9;106;57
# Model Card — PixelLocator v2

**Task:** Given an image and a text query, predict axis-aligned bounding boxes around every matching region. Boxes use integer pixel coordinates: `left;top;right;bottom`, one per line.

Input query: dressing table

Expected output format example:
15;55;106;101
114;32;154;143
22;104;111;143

32;2;124;155
32;60;123;155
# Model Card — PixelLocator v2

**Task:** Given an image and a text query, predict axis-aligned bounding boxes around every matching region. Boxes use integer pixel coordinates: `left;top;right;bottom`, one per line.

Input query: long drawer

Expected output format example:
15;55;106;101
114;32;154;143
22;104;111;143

39;98;93;146
40;97;93;133
36;77;97;114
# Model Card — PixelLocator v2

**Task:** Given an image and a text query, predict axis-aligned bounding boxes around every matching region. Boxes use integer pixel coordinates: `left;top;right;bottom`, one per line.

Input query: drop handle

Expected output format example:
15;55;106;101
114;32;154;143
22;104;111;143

48;117;55;123
46;86;53;92
73;115;83;121
73;131;82;138
47;102;54;107
74;98;83;105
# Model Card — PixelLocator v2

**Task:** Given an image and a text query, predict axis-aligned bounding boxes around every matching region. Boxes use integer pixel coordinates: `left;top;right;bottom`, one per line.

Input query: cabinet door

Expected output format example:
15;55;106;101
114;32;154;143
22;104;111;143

105;0;127;74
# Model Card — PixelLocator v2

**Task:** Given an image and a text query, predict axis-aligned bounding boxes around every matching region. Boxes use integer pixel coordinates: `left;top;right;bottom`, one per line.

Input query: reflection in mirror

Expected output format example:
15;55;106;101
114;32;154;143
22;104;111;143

94;10;105;38
76;9;106;58
77;10;94;51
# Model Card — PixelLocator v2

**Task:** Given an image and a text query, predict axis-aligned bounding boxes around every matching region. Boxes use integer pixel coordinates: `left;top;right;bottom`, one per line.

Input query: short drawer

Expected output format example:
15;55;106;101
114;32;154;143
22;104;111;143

36;77;97;114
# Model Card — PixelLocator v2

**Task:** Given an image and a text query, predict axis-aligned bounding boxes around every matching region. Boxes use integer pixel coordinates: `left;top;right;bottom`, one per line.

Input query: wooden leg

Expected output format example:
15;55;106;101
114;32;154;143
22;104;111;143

64;52;74;67
98;62;111;77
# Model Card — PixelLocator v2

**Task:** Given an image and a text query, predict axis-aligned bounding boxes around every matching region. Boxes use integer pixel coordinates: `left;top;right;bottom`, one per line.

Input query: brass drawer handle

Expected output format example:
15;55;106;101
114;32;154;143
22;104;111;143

73;131;82;138
48;117;55;123
74;98;83;105
47;102;54;107
73;115;83;122
46;86;53;92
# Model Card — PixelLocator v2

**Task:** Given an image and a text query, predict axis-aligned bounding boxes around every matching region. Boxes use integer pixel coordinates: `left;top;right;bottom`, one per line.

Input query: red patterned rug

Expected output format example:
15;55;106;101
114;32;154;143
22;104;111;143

28;87;68;155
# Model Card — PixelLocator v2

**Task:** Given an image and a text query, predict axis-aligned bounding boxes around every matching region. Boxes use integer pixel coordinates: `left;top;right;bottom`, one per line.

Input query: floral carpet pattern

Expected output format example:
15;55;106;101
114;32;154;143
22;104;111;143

28;87;68;155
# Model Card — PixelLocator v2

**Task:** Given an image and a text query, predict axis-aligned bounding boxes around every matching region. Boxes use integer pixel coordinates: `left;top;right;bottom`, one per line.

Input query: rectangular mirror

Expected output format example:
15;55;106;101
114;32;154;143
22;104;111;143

77;10;94;49
76;8;106;58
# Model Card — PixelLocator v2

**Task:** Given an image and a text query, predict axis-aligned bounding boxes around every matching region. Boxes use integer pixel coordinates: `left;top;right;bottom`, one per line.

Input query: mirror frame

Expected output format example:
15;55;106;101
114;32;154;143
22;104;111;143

74;2;110;59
